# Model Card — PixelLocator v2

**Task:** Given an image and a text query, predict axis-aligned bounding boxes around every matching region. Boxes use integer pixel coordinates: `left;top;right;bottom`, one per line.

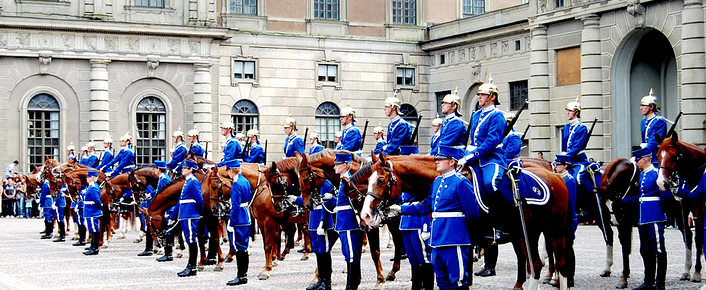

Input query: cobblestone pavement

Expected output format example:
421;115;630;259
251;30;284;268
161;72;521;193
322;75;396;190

0;218;702;290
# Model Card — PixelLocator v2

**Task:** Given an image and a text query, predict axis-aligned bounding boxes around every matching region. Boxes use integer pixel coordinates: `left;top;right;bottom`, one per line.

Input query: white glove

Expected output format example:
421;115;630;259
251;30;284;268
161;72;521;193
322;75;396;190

106;172;113;177
421;224;430;241
286;195;298;203
388;204;401;215
316;221;325;235
227;225;234;232
322;193;333;201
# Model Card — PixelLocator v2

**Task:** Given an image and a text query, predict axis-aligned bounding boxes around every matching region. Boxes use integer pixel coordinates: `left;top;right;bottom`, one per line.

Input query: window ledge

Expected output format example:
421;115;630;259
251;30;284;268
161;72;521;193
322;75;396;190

396;86;418;93
316;82;342;90
124;5;176;13
232;79;259;87
306;18;349;24
15;0;70;5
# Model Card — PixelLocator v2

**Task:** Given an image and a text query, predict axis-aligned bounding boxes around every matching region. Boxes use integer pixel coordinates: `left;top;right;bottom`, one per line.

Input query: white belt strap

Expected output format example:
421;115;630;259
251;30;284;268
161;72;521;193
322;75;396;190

181;199;196;204
432;212;465;218
335;205;352;212
639;196;660;202
84;201;95;205
314;205;323;210
240;202;248;207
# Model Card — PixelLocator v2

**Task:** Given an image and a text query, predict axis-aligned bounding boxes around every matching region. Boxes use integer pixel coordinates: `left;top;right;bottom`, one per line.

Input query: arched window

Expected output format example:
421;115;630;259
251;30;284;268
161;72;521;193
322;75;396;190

136;97;166;166
400;104;419;143
315;102;340;149
231;100;259;133
28;94;60;170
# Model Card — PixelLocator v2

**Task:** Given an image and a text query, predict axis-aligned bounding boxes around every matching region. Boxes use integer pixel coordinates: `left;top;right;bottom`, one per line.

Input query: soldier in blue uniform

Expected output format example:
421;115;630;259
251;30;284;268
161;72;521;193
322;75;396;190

83;171;103;255
53;182;68;242
338;104;362;152
639;89;667;165
224;159;253;286
81;142;99;169
244;129;265;164
104;132;136;203
334;152;363;290
333;131;343;150
553;154;578;286
187;128;206;158
382;96;414;155
433;89;467;156
154;160;177;262
458;78;510;244
67;143;77;162
98;136;115;174
72;184;87;247
372;124;386;156
235;132;247;158
39;180;54;239
502;112;522;163
137;185;156;257
561;98;591;185
621;148;671;290
175;159;204;277
283;116;305;158
167;127;187;173
429;115;442;155
220;121;243;165
309;132;324;155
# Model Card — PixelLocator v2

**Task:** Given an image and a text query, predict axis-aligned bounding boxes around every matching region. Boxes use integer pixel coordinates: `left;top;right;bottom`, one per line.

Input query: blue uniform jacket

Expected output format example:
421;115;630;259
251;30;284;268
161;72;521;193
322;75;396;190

189;142;205;158
284;133;305;157
98;148;114;173
244;143;265;164
54;184;67;208
433;114;467;155
229;174;253;227
167;142;187;172
373;139;386;156
429;132;440;155
104;146;135;174
623;166;671;225
81;153;99;169
561;171;578;233
223;136;243;162
156;173;172;193
39;181;53;208
383;116;413;155
466;106;506;167
561;119;589;164
176;174;203;220
83;182;103;218
73;185;86;210
640;114;667;164
340;124;362;152
403;170;479;247
335;172;360;232
398;192;431;230
502;130;522;163
309;143;324;155
298;179;337;231
679;172;706;229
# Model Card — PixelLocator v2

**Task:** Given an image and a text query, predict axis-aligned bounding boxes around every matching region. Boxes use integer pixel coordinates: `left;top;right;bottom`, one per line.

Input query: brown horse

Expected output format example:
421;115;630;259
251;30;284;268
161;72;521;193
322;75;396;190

360;153;573;290
654;132;706;282
296;150;401;287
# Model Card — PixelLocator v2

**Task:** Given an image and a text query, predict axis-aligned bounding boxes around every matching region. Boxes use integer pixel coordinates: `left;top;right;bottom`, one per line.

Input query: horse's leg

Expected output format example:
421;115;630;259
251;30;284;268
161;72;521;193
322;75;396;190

677;206;694;281
387;218;404;281
207;217;225;271
258;220;275;280
541;235;555;284
599;201;614;277
366;228;386;287
616;217;633;289
196;222;207;271
511;238;527;290
694;216;704;282
300;224;311;261
279;223;295;260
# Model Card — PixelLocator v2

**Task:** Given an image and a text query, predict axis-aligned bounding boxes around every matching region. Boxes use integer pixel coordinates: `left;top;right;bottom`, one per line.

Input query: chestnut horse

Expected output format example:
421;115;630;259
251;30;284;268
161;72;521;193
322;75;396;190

654;132;706;282
360;154;573;290
296;150;402;287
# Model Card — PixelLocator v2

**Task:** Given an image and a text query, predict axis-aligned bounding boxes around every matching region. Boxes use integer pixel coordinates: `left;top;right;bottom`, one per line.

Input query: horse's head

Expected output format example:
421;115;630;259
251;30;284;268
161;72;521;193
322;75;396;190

264;162;291;212
361;153;402;227
127;169;148;204
206;166;231;219
656;132;682;191
296;152;327;210
600;158;639;201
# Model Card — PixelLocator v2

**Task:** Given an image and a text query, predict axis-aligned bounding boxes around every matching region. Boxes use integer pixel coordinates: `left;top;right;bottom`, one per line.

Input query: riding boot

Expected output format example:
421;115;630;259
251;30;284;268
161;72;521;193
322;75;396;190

73;225;86;246
640;250;656;287
345;261;360;290
138;232;154;256
83;235;100;255
410;265;422;290
318;252;332;290
655;252;667;290
422;263;435;290
41;221;53;239
308;254;325;290
157;244;174;261
177;243;198;277
53;222;66;242
227;251;249;285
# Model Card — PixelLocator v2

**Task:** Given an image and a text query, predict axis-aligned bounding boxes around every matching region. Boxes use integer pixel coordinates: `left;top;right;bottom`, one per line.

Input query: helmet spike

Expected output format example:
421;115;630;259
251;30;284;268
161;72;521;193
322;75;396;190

488;73;493;84
453;86;458;95
648;88;654;96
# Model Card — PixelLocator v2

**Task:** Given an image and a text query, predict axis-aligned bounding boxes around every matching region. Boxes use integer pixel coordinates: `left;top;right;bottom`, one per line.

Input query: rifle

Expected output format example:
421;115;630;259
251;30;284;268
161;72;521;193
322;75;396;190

503;100;529;138
359;119;369;151
410;114;423;146
667;110;683;136
204;141;209;160
302;127;309;154
243;136;252;161
579;117;599;152
520;124;531;142
263;140;268;164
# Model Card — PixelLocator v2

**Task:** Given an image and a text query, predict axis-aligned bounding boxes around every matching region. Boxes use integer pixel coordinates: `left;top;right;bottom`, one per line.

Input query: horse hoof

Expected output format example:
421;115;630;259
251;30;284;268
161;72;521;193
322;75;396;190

615;281;627;289
258;273;269;280
196;265;204;271
692;273;702;283
541;277;551;284
277;256;285;261
176;253;183;258
386;274;395;281
600;270;611;277
680;273;691;281
225;257;233;263
300;255;308;261
214;266;223;272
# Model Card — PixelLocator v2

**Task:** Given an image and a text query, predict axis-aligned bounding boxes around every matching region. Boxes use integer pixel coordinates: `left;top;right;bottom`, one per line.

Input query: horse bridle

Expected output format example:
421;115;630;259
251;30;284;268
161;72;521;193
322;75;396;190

366;160;400;213
208;170;231;218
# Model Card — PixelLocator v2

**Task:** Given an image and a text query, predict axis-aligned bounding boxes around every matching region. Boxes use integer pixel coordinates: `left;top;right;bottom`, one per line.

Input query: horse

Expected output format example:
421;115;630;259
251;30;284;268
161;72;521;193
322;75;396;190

654;132;706;283
360;153;574;290
296;150;402;287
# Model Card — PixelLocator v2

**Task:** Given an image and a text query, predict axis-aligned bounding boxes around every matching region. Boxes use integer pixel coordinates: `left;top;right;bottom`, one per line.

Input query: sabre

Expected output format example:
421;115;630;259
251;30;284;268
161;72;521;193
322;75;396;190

302;127;309;154
520;124;531;143
503;100;529;138
204;141;209;160
359;119;369;151
263;140;268;164
667;110;683;137
511;173;535;279
579;117;599;152
588;168;609;244
409;114;423;146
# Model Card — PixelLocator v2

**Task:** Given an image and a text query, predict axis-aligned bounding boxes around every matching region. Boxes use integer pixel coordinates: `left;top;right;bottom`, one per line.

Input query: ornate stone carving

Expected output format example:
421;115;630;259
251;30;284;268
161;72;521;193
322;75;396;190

189;41;200;55
147;58;159;77
490;43;498;57
472;63;481;76
38;54;52;74
61;34;74;49
501;40;509;54
16;33;29;47
627;0;646;29
449;51;455;63
168;39;180;54
0;34;6;48
572;0;582;5
458;49;465;62
525;36;531;51
83;36;97;50
39;34;52;48
105;37;118;51
538;0;546;13
470;47;476;60
127;38;139;52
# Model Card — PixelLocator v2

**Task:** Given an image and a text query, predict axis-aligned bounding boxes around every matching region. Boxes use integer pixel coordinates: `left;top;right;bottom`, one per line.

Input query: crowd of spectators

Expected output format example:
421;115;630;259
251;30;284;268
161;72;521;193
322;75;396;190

1;160;39;218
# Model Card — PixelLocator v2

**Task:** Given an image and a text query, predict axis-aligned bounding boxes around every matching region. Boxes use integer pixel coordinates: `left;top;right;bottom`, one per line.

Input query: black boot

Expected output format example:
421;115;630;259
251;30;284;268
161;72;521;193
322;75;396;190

421;263;435;290
345;261;361;290
410;265;422;290
307;254;325;290
226;251;249;285
41;221;53;239
157;233;175;261
315;252;332;290
138;232;154;256
73;225;86;246
177;243;198;277
83;235;100;255
53;222;66;242
655;252;667;290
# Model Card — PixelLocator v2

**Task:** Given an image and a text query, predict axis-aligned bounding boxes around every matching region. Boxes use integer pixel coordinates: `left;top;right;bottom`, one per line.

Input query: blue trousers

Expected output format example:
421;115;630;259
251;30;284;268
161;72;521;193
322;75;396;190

228;226;250;252
84;217;101;233
43;208;54;222
54;206;65;223
310;230;338;254
432;245;471;290
402;229;431;266
180;219;199;245
638;222;666;255
339;230;363;263
74;208;85;226
121;189;133;200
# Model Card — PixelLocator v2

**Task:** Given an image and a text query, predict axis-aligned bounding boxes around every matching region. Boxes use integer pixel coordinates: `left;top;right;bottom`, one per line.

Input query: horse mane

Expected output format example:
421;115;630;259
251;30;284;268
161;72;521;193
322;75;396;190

308;149;335;164
350;162;373;184
603;157;628;181
275;157;299;172
157;175;184;195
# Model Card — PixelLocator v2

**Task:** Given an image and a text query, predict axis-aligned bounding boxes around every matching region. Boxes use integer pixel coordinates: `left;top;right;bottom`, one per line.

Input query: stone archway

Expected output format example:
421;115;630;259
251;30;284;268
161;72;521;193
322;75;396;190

462;83;481;116
611;28;677;158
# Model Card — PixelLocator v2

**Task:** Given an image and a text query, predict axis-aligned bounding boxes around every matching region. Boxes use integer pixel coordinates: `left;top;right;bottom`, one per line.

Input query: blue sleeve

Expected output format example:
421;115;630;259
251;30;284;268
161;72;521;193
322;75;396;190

113;150;134;174
383;122;411;155
401;196;432;215
622;193;639;205
294;137;305;155
223;141;238;161
87;156;99;169
438;119;466;148
340;128;362;151
646;118;667;153
189;145;205;158
566;125;587;158
309;145;323;155
374;141;386;155
99;152;112;171
192;180;204;214
471;113;506;157
102;151;121;171
167;146;187;170
458;178;480;224
504;134;522;159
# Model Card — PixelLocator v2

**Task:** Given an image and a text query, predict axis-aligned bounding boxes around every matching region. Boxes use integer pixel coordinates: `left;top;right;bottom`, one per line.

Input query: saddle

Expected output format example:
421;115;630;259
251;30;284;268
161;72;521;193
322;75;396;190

506;160;551;206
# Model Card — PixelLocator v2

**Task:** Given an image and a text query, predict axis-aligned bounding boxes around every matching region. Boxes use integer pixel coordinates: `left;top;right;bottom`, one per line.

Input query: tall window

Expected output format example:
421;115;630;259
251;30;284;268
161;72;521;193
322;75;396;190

510;80;528;111
315;102;340;148
399;104;418;143
231;0;257;14
318;64;338;83
136;97;166;166
314;0;339;20
463;0;485;16
233;60;256;80
232;100;259;133
556;0;565;8
392;0;416;25
396;67;415;86
28;94;60;171
135;0;164;8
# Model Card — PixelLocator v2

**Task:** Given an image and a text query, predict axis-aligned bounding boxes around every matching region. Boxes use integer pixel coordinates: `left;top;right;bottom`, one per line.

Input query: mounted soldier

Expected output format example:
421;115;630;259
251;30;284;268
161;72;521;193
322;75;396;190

187;128;205;158
432;88;466;156
372;123;386;156
81;142;99;169
104;132;136;204
220;121;243;165
243;129;265;164
501;112;522;164
309;132;324;155
167;127;187;174
428;115;442;155
67;143;77;163
338;103;362;152
98;136;115;174
639;89;667;165
283;116;305;158
333;131;342;150
382;95;415;155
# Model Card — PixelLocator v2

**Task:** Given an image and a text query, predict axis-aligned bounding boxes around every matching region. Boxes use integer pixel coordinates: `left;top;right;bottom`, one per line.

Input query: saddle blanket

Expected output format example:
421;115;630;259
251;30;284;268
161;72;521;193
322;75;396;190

510;169;550;206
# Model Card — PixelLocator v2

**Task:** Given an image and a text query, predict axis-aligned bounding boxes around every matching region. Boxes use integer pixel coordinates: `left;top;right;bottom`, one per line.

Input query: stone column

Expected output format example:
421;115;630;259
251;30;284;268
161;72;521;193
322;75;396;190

579;14;605;161
681;0;706;146
193;62;213;157
528;25;551;155
89;59;111;144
